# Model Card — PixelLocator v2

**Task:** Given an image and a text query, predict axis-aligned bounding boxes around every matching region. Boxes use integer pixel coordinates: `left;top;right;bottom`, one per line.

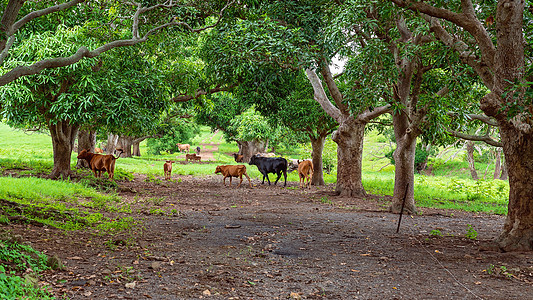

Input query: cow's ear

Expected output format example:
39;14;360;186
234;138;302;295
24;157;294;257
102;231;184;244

298;160;301;163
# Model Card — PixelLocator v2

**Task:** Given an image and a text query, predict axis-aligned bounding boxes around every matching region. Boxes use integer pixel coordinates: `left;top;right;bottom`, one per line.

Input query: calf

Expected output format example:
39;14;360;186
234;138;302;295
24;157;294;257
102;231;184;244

298;160;314;189
192;155;201;162
215;165;252;188
233;153;244;162
185;153;197;162
248;154;288;186
77;149;123;180
163;160;175;180
177;143;190;153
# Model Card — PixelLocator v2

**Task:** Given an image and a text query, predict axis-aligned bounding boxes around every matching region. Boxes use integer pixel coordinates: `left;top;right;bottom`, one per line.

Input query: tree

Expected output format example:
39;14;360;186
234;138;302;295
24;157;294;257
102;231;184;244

1;26;169;178
0;0;236;86
390;0;533;250
202;1;391;195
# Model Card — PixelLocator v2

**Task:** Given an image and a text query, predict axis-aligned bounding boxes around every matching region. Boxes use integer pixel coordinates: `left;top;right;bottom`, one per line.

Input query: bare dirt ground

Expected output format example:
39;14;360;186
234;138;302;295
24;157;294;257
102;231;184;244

4;144;533;299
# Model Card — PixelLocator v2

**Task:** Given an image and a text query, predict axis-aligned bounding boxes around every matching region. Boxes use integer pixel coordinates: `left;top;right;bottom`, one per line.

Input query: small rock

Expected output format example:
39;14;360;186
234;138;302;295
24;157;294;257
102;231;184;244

88;280;97;286
125;282;136;289
151;262;162;270
202;289;211;296
83;291;92;297
101;269;112;276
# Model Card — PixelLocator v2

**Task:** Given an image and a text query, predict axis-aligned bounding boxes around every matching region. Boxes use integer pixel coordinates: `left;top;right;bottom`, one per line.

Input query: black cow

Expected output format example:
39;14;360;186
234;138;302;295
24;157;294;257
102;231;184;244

248;154;288;186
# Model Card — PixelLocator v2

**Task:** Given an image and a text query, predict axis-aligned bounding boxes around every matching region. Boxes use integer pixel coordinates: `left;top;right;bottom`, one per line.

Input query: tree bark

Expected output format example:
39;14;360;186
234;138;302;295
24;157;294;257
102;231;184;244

500;157;508;180
239;140;267;163
310;134;326;186
76;130;96;169
466;141;479;180
106;133;119;155
132;142;141;156
48;120;79;179
119;136;133;157
390;132;417;214
493;148;502;180
332;119;366;197
495;125;533;251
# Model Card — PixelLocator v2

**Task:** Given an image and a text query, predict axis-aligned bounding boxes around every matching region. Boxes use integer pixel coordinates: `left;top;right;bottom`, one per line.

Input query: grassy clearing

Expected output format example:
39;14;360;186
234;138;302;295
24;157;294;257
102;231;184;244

0;122;510;216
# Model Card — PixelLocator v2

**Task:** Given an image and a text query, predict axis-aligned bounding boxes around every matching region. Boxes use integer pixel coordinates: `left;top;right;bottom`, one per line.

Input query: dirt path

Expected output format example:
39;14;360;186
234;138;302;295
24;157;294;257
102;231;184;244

5;144;533;299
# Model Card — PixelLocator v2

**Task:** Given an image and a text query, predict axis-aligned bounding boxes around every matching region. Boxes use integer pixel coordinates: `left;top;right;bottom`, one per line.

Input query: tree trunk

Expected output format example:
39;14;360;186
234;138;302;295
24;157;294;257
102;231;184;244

500;157;508;180
132;142;141;156
495;125;533;251
48;120;79;179
331;119;366;197
119;136;133;157
106;133;119;155
494;148;502;180
310;134;326;186
466;141;479;180
76;130;96;169
389;133;417;214
240;140;267;163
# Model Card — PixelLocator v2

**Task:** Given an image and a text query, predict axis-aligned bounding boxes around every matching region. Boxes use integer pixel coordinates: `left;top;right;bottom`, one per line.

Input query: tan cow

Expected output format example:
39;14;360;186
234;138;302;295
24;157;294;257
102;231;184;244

215;165;252;188
298;160;314;189
177;143;190;153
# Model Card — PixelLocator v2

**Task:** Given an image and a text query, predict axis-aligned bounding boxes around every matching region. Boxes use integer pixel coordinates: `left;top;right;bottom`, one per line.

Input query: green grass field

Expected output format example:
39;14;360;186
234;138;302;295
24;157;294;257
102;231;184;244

0;122;509;215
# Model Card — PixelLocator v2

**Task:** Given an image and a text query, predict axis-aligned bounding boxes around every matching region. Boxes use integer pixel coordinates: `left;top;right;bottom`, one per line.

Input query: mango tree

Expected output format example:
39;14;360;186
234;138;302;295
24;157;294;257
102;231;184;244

390;0;533;251
0;0;236;86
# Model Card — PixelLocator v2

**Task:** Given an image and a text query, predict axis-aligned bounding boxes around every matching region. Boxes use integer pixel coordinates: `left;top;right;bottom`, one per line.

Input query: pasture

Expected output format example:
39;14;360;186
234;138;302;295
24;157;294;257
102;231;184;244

0;123;531;299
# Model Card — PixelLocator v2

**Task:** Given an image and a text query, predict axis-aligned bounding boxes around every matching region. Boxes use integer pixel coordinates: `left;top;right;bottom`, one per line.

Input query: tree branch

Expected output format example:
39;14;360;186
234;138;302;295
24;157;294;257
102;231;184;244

447;129;502;147
305;68;342;123
0;0;235;87
170;84;236;102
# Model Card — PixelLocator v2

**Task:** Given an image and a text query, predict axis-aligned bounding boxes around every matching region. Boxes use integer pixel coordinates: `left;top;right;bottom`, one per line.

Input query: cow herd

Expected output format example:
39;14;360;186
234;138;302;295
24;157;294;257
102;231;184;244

77;145;314;189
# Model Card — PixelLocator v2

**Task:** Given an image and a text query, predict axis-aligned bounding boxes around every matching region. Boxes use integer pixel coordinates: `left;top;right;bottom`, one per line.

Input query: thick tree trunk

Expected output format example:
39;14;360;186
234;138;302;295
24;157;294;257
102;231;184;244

76;130;96;169
119;136;133;157
331;119;366;197
466;141;479;180
390;133;417;214
495;125;533;251
239;140;267;163
48;120;79;179
493;148;502;180
132;142;141;156
310;135;326;186
106;133;119;155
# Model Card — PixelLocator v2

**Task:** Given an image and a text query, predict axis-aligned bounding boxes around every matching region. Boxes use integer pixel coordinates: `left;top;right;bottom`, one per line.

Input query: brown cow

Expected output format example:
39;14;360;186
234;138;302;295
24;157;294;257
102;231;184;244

298;160;314;189
192;155;201;162
77;149;123;180
177;143;190;153
163;160;175;180
185;153;197;162
215;165;252;188
232;153;243;162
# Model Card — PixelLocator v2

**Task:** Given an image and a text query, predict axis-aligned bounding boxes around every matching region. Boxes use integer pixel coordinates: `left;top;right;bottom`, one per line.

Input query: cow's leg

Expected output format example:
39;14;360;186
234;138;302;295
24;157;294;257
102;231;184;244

274;171;282;185
264;172;271;185
238;175;243;188
229;176;232;186
282;170;287;186
223;176;227;186
244;172;252;188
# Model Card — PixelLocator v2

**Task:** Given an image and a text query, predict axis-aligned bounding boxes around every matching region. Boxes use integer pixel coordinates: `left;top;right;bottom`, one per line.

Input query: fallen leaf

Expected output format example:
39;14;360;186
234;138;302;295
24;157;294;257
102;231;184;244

125;282;136;289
